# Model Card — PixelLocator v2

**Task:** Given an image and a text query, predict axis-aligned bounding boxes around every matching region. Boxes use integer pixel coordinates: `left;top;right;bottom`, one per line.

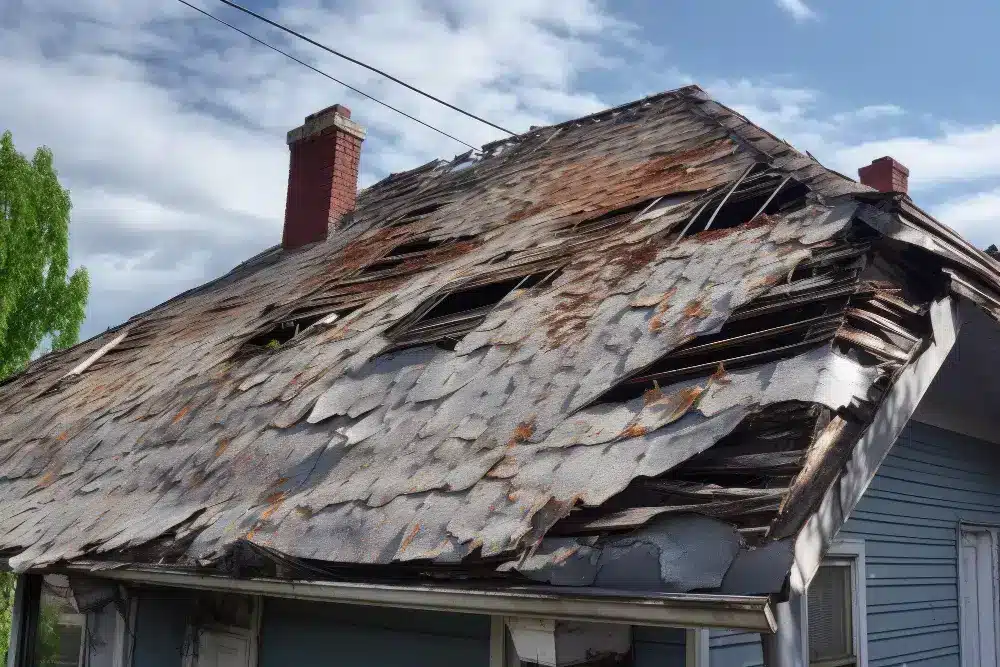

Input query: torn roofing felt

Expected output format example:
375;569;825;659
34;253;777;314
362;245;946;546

0;85;994;596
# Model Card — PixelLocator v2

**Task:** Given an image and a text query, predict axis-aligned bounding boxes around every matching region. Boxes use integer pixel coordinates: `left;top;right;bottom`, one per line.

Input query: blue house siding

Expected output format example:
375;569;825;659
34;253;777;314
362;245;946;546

709;628;763;667
259;598;491;667
836;420;1000;667
633;627;687;665
710;420;1000;667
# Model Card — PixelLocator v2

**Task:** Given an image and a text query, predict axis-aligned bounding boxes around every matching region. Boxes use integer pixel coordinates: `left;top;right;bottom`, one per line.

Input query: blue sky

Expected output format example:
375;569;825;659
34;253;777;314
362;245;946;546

3;0;1000;339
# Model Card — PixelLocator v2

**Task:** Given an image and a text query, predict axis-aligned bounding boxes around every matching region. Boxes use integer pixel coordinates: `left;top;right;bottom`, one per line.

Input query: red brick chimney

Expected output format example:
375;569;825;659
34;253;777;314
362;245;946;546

858;156;909;195
283;104;366;249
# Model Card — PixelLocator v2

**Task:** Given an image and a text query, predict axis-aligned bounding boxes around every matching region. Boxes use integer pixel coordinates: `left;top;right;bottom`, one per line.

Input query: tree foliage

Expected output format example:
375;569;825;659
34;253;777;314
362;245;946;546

0;130;89;378
0;572;13;662
1;131;89;662
0;573;63;666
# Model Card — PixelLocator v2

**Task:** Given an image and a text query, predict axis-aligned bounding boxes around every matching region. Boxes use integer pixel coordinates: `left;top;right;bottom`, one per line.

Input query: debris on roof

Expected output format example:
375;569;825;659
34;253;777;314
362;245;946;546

0;85;997;597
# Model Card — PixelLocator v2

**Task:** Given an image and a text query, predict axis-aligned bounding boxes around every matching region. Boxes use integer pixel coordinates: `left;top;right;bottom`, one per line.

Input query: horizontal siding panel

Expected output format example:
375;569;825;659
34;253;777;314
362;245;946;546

888;448;999;480
709;629;761;648
868;628;958;662
864;487;1000;516
869;622;957;642
867;605;959;634
866;583;956;607
870;646;959;667
852;497;969;525
849;423;999;667
841;536;956;560
710;422;1000;667
709;642;761;667
844;517;956;541
882;442;1000;474
867;562;956;580
867;473;1000;508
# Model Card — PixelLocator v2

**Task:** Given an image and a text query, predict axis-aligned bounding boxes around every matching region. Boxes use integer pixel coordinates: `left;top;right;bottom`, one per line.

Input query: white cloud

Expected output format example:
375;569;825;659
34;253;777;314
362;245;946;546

1;0;635;338
932;189;1000;247
831;125;1000;189
705;79;1000;246
774;0;818;22
8;0;1000;341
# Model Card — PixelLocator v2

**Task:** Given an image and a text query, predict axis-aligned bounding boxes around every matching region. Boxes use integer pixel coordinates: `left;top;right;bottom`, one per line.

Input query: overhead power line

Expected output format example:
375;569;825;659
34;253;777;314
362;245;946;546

212;0;517;136
176;0;480;151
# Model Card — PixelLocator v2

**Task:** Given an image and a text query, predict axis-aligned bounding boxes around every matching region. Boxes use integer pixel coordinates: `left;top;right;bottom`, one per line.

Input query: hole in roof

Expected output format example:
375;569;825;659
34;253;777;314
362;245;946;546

359;256;406;276
391;202;446;226
239;306;358;355
560;198;661;238
592;294;847;406
385;234;475;258
680;166;808;238
386;267;563;351
387;238;442;257
551;400;821;538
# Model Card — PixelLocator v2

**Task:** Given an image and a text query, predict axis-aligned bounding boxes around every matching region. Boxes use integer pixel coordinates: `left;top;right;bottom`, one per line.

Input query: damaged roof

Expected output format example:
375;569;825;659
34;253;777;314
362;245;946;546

1;85;997;596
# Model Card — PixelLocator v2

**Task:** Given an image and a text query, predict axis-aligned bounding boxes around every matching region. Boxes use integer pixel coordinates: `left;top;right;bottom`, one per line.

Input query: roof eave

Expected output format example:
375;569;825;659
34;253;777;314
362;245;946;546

54;562;777;633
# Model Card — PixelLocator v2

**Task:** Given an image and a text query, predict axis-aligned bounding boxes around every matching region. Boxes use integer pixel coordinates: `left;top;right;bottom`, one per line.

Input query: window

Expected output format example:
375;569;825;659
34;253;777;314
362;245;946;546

803;541;867;667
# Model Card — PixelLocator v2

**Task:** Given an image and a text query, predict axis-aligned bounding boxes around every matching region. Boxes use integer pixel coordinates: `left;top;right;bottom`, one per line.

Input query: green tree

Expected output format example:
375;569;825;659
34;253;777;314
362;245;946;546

1;131;89;663
0;574;67;666
0;130;89;377
0;572;13;662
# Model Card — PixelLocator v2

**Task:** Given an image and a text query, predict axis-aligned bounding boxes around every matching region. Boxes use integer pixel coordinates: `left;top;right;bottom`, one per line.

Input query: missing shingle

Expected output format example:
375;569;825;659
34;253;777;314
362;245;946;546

239;306;357;356
559;197;664;238
678;166;808;239
385;268;563;351
593;298;846;405
390;202;447;226
386;235;475;258
359;257;406;276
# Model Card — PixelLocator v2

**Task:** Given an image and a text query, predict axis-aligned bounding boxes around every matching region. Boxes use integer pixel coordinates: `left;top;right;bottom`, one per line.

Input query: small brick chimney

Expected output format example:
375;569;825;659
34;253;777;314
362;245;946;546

283;104;366;250
858;156;909;195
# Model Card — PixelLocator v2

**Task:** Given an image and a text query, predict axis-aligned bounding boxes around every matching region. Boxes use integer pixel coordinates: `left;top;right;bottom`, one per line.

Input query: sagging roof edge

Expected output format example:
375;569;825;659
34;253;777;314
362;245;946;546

790;295;962;594
46;562;777;633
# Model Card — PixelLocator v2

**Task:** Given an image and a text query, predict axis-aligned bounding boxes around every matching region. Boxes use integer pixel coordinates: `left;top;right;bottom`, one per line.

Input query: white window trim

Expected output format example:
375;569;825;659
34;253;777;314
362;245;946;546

686;628;710;667
800;539;868;667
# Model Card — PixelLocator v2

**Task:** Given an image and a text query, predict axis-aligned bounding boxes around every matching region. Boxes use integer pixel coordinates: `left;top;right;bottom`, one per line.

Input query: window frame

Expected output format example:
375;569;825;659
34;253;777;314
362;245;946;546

800;539;868;667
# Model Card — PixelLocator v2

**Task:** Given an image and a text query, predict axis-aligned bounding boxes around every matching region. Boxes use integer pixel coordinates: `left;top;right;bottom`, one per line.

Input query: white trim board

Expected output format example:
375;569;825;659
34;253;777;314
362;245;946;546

686;628;710;667
790;296;962;594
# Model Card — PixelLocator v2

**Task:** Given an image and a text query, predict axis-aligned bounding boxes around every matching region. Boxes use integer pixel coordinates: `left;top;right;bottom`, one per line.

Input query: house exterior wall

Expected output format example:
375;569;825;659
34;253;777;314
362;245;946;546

131;588;193;667
122;585;689;666
258;598;491;667
633;626;687;665
82;602;118;667
709;420;1000;667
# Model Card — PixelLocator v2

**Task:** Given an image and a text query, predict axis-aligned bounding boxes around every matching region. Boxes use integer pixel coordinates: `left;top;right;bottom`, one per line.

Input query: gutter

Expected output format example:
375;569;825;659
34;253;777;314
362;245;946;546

60;564;776;633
